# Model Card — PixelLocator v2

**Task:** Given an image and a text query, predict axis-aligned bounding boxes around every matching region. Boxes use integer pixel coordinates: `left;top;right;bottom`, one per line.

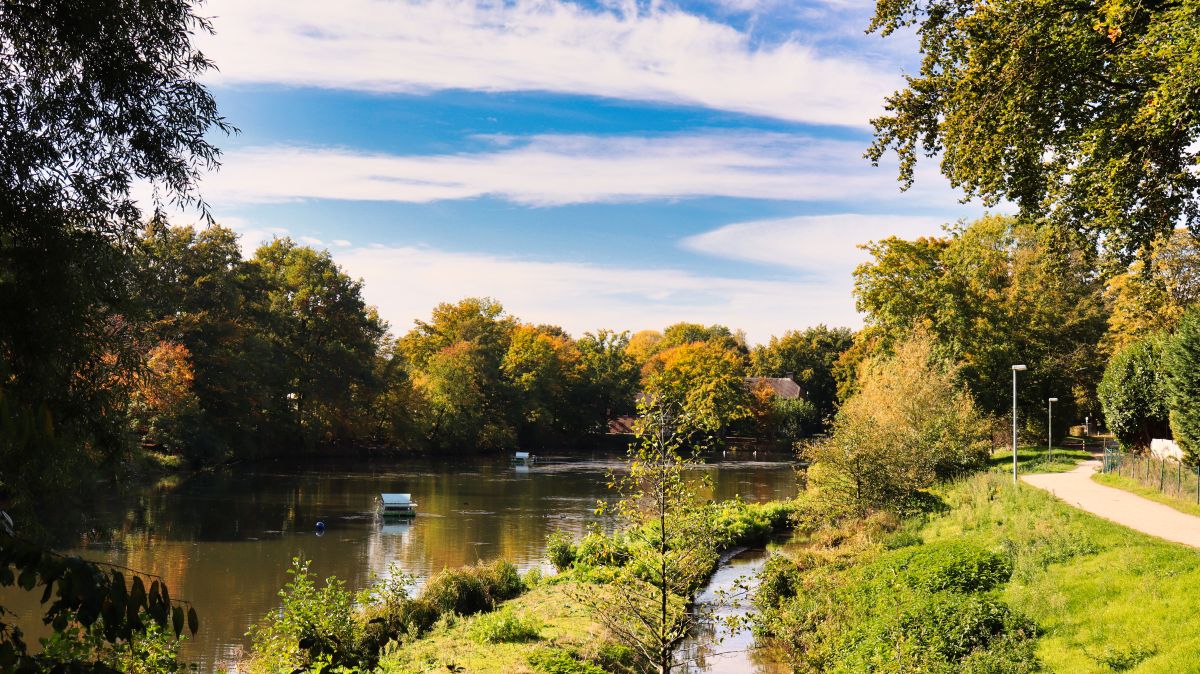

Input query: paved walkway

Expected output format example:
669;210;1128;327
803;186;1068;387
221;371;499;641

1022;459;1200;549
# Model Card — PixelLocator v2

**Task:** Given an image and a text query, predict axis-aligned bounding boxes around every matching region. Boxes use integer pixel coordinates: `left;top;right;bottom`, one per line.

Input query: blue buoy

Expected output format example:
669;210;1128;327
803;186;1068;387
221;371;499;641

315;520;326;535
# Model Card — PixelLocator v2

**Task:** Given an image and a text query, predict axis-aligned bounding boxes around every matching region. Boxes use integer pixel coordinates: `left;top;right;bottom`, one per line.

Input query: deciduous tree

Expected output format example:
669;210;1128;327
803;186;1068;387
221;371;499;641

1105;230;1200;353
868;0;1200;260
807;332;991;513
854;216;1107;437
750;325;853;428
643;342;751;438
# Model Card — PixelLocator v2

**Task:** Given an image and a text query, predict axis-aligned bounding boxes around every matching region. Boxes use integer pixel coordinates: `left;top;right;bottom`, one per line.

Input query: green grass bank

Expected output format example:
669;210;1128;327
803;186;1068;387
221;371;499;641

757;471;1200;673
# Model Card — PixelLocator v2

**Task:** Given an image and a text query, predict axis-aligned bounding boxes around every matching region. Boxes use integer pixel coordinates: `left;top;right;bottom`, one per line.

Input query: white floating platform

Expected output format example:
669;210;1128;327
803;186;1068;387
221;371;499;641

379;492;417;517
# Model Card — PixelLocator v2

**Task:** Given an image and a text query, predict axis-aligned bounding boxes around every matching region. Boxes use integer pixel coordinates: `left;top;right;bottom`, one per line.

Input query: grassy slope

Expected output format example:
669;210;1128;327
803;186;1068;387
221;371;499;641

989;443;1092;475
1092;472;1200;518
378;580;604;674
922;474;1200;673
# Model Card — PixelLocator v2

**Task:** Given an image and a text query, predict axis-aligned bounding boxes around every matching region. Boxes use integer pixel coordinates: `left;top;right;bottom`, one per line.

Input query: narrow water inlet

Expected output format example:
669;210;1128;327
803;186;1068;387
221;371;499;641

674;548;789;673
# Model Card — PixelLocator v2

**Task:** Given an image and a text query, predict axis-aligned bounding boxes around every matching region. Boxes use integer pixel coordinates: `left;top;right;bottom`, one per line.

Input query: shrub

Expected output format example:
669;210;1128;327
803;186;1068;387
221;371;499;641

807;332;991;513
467;608;541;644
754;555;804;611
1098;333;1170;450
959;633;1042;673
357;596;439;652
421;560;524;616
246;558;361;674
546;531;577;571
1091;644;1157;672
708;499;797;549
573;532;632;568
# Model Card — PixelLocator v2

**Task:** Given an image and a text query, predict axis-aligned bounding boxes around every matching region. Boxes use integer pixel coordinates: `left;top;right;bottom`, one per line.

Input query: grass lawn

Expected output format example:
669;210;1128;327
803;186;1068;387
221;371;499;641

923;474;1200;672
1093;471;1200;518
989;441;1092;475
378;580;608;674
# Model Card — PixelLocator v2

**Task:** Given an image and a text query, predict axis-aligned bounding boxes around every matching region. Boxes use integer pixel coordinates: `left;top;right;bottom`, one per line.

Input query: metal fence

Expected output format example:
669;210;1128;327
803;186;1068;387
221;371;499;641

1102;446;1200;503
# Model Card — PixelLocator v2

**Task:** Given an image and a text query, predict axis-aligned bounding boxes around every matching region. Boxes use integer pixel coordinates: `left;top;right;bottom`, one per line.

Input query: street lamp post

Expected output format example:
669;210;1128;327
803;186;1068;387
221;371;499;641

1047;397;1058;461
1012;365;1027;484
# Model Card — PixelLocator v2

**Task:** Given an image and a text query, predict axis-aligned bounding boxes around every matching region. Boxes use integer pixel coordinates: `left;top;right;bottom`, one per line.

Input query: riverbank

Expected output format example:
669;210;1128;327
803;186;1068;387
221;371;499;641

237;498;801;673
756;471;1200;672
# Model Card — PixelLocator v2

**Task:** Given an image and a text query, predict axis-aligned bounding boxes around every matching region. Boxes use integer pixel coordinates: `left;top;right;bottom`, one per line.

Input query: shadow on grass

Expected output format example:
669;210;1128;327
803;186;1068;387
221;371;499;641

902;489;951;517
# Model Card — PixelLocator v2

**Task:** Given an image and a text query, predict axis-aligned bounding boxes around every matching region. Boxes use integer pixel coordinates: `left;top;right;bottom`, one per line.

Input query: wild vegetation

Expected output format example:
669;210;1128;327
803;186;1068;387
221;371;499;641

754;470;1200;673
7;0;1200;671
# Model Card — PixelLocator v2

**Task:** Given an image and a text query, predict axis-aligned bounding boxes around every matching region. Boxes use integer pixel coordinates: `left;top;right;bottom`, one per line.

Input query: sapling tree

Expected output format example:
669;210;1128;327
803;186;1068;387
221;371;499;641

585;398;720;674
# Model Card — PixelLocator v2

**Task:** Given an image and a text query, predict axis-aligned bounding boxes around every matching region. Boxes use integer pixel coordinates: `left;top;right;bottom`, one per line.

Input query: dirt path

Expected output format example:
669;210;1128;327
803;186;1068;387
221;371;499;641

1022;459;1200;549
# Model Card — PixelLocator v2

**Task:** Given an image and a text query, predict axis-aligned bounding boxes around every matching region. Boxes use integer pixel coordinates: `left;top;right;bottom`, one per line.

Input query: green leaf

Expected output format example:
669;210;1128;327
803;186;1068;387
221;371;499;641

187;606;199;635
172;605;184;638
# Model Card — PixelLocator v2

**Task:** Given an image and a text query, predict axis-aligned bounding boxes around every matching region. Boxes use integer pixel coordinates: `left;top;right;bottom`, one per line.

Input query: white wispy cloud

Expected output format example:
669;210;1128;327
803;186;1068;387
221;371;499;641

334;243;863;343
199;0;898;126
201;132;959;208
681;213;957;272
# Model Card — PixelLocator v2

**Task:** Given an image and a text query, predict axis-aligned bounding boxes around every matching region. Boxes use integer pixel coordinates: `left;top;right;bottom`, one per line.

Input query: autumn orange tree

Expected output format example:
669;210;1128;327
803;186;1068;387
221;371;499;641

129;341;201;452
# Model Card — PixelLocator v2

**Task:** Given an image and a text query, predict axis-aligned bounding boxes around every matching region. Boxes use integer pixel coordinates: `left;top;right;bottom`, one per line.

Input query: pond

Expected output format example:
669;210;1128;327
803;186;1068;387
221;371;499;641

3;450;799;672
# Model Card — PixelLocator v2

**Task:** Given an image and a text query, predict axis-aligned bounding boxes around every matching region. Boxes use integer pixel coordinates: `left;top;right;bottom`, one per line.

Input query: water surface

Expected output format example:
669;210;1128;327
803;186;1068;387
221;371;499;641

5;450;797;671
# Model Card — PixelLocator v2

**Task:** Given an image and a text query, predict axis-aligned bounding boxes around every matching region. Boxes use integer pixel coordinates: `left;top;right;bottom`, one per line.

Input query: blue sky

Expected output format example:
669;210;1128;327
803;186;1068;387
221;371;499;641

178;0;997;343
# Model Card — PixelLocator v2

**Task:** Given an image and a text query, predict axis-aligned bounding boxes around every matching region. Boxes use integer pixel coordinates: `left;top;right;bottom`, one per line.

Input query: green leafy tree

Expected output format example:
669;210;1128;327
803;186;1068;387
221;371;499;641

576;330;640;430
1165;308;1200;461
400;297;514;369
868;0;1200;259
807;332;991;513
626;329;665;366
250;239;388;446
750;325;853;428
415;340;517;450
0;0;230;513
401;298;517;449
364;340;423;448
1098;334;1171;450
135;223;274;461
503;323;585;445
854;215;1108;438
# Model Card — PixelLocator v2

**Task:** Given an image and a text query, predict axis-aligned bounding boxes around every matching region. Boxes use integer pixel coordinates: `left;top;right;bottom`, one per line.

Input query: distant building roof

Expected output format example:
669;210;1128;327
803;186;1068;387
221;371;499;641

745;376;804;400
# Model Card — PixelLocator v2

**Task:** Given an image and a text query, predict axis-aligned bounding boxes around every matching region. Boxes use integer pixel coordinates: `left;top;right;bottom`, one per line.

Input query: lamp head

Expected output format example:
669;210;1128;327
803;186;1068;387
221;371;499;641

1012;364;1027;371
1049;397;1058;402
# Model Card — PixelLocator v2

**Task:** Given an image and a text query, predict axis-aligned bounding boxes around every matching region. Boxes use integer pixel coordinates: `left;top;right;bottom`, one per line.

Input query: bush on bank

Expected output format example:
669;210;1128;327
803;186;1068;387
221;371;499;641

753;536;1039;674
246;558;530;673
